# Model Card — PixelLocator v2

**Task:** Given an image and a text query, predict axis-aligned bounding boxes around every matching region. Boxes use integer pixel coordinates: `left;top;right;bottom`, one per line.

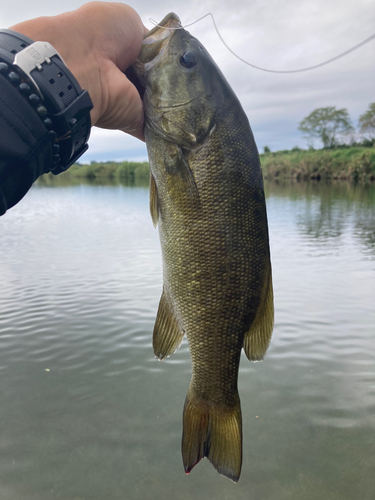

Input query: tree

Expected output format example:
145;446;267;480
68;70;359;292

358;103;375;139
298;107;354;148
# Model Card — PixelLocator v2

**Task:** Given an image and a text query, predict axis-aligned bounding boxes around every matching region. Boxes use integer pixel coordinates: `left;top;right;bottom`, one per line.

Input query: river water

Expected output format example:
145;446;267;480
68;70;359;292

0;180;374;500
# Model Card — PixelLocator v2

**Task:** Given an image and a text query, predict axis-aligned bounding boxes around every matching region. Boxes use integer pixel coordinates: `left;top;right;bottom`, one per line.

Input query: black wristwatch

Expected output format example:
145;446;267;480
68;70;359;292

0;29;93;174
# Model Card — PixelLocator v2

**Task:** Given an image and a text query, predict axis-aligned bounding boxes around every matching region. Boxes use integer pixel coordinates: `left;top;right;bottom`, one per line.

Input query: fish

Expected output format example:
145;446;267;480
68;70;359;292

130;13;274;482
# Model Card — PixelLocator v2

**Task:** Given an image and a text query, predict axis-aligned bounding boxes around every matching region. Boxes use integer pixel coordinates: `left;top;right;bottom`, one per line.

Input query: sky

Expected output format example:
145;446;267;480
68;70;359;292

1;0;374;162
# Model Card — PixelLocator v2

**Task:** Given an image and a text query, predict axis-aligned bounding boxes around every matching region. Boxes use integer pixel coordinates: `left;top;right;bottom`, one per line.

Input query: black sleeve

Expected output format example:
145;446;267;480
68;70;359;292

0;74;53;216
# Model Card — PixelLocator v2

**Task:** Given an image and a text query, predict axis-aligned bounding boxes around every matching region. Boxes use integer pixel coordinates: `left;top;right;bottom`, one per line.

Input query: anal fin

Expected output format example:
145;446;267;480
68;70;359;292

153;291;184;360
243;270;274;361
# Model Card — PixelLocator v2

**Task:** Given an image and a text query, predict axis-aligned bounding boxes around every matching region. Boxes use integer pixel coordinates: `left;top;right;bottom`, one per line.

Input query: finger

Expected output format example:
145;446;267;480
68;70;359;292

94;64;144;136
76;3;145;71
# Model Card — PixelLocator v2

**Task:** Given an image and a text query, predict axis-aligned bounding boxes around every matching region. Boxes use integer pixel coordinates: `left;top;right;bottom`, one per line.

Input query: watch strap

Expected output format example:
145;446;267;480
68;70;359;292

0;29;93;174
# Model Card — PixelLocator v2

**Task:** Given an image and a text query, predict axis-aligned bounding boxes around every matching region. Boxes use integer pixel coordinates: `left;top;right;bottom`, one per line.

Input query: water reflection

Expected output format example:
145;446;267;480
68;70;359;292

265;180;375;255
0;179;374;499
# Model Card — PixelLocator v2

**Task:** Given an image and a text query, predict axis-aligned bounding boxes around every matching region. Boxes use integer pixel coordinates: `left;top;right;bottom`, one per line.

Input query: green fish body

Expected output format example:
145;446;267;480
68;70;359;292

132;13;274;482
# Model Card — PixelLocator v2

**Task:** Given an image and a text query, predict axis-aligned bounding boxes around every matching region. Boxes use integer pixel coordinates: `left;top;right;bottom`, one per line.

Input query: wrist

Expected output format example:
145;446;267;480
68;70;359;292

10;13;102;125
0;27;93;172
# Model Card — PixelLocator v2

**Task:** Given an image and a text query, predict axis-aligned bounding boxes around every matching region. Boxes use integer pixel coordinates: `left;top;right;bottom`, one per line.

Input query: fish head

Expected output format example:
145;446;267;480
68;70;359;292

132;13;224;148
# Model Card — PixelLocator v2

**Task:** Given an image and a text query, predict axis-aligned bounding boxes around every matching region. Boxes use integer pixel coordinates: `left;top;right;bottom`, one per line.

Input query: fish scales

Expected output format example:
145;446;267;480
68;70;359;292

131;12;274;482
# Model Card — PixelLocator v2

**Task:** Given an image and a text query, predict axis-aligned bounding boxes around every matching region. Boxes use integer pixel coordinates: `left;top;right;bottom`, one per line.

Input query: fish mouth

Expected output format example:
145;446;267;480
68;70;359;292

126;13;181;98
145;12;181;40
140;13;181;66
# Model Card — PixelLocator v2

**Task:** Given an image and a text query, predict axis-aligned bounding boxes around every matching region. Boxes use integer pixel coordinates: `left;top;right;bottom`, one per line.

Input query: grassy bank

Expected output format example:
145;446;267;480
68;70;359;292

260;147;375;181
62;160;150;183
46;146;375;184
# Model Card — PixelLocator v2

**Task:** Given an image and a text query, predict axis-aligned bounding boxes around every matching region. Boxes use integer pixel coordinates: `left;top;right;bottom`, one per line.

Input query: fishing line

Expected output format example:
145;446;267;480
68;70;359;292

149;13;375;74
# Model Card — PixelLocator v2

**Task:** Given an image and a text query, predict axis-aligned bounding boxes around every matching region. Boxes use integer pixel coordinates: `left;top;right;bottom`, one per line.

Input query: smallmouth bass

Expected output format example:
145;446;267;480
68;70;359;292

131;13;274;482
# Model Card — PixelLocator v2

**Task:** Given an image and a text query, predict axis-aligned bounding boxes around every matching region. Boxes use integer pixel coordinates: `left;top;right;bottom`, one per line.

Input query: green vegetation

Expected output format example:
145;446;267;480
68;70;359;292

39;103;375;185
359;103;375;139
41;146;375;186
66;160;150;183
260;145;375;182
259;103;375;181
40;160;150;186
43;145;374;185
260;103;374;181
298;107;354;148
39;102;375;186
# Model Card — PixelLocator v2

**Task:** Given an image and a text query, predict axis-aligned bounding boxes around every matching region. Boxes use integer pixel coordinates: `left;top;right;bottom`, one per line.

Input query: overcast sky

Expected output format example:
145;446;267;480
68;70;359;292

1;0;374;161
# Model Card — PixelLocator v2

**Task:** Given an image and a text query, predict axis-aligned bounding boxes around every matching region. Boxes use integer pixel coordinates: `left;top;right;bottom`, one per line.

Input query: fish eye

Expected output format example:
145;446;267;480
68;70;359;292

179;51;197;68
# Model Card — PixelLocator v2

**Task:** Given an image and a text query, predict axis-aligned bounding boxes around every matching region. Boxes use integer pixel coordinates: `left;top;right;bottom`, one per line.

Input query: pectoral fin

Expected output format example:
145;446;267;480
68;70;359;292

163;146;200;210
153;291;184;360
243;271;274;361
149;173;160;227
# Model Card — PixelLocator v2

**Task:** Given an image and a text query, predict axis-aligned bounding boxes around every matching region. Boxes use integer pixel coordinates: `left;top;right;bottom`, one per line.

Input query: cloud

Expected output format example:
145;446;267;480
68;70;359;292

1;0;374;154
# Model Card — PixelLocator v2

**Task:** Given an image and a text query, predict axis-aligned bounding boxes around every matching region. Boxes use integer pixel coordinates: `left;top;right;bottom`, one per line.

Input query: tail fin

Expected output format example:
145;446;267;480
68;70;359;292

182;392;242;482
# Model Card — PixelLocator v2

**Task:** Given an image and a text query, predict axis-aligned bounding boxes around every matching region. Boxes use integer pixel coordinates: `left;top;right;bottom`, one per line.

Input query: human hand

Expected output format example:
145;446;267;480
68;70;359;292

10;1;147;140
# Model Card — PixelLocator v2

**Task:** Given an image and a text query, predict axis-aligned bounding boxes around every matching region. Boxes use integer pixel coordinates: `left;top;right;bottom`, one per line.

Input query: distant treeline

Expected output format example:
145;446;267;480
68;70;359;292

260;144;375;182
53;143;375;184
65;160;150;182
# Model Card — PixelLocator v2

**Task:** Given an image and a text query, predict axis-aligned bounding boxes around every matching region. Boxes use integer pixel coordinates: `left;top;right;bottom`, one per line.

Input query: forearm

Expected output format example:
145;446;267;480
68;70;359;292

0;74;52;215
0;2;146;215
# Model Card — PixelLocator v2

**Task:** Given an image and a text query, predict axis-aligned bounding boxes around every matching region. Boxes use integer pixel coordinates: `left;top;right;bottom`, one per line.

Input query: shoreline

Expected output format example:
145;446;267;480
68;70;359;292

259;146;375;182
41;146;375;184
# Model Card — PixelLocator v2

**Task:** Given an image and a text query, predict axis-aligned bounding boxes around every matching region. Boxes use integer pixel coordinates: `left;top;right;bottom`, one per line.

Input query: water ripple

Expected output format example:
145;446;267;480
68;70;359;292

0;183;374;499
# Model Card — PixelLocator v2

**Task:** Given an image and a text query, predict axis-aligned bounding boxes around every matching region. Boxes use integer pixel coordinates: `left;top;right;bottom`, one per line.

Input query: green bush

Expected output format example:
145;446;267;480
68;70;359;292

260;147;375;181
59;161;150;183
